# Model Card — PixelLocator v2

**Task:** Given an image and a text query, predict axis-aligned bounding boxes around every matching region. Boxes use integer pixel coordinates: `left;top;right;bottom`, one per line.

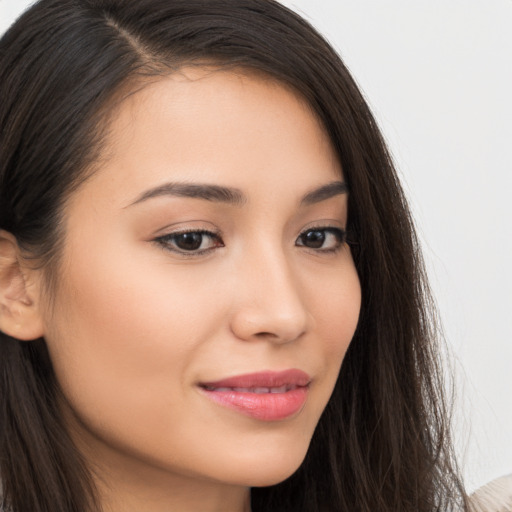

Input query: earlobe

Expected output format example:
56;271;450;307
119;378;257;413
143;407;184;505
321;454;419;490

0;230;45;341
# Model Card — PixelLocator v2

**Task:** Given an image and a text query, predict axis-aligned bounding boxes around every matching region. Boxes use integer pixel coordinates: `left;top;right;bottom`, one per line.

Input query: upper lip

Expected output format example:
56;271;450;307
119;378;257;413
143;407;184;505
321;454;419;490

199;369;311;389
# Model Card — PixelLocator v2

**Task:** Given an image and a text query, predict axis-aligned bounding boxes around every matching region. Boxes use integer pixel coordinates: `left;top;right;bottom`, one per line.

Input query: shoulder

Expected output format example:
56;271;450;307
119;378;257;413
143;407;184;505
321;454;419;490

469;474;512;512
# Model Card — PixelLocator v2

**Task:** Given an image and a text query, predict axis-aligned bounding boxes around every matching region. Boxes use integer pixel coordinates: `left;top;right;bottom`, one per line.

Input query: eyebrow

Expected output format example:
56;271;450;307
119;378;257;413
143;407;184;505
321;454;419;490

127;180;347;208
127;182;246;207
300;180;348;206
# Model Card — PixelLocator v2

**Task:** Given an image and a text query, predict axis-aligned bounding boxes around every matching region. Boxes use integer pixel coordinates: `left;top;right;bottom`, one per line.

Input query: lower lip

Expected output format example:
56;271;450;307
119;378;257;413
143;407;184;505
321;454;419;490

200;387;309;421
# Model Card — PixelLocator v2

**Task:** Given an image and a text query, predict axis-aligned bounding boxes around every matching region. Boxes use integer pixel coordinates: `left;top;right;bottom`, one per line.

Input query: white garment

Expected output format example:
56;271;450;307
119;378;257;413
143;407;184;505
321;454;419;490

469;475;512;512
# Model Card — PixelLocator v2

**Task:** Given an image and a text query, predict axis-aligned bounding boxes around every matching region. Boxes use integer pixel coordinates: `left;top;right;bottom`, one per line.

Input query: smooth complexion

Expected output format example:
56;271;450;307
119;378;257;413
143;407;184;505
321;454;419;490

33;69;361;512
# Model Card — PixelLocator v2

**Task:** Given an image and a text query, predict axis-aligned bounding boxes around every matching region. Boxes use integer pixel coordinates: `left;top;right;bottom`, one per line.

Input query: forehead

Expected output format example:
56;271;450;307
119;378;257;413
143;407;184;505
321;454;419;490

73;67;342;210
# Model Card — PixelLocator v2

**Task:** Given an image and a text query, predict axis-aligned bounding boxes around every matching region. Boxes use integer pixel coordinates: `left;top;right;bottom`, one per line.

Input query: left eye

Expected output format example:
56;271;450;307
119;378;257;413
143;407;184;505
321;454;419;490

296;227;346;252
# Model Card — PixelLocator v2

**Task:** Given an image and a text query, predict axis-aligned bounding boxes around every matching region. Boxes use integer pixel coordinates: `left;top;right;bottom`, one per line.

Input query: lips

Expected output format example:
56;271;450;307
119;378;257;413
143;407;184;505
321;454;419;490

199;369;310;421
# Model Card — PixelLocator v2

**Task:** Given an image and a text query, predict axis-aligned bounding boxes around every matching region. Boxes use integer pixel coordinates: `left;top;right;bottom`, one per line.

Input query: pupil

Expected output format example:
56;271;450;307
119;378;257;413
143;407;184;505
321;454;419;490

303;230;325;248
176;232;203;251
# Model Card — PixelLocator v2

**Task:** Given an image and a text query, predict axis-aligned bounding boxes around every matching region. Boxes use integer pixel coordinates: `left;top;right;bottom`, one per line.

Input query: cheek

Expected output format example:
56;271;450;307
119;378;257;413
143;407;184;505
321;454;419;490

42;246;236;478
308;258;361;397
50;239;216;351
43;243;222;424
310;256;361;350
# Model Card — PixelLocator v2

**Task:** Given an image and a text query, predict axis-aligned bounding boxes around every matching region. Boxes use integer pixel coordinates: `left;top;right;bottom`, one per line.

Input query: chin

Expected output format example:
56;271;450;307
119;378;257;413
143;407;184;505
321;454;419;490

245;466;303;488
214;443;309;488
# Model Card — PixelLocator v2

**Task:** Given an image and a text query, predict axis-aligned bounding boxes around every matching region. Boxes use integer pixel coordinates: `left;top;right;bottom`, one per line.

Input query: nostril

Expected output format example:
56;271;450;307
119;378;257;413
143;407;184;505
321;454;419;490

254;331;276;338
252;327;306;344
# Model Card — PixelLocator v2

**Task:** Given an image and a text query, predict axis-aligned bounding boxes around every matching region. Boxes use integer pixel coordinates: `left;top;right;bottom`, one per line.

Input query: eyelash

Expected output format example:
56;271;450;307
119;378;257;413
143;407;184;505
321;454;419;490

154;229;224;257
154;226;347;257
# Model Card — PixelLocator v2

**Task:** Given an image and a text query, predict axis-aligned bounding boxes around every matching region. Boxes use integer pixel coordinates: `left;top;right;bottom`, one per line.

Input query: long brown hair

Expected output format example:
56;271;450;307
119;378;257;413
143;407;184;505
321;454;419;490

0;1;467;510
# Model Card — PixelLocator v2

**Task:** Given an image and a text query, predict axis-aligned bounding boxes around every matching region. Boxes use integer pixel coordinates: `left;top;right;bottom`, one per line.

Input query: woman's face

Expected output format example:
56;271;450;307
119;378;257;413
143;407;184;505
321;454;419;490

40;69;361;494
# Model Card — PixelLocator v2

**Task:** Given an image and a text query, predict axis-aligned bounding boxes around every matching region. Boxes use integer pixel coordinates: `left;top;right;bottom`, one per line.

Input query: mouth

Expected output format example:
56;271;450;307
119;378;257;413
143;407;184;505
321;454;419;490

198;369;311;421
202;384;301;394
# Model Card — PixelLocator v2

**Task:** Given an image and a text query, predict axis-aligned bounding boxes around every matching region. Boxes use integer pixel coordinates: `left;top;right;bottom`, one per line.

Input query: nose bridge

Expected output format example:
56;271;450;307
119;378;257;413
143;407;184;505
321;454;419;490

229;238;309;343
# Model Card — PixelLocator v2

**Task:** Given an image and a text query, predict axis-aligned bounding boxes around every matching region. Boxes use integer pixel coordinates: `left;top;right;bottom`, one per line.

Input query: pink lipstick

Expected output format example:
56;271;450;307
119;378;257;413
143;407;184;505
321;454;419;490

199;369;310;421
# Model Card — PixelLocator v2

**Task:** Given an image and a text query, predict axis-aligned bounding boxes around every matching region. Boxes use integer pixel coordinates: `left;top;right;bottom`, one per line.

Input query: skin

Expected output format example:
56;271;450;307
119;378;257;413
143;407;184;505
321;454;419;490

20;69;361;511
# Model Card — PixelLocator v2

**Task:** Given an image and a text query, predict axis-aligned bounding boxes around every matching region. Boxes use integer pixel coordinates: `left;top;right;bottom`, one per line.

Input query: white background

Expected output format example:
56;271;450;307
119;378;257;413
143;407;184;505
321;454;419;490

1;0;511;492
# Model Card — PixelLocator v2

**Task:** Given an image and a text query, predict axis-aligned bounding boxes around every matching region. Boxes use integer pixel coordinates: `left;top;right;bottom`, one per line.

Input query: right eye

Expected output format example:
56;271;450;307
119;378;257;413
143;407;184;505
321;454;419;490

154;230;224;255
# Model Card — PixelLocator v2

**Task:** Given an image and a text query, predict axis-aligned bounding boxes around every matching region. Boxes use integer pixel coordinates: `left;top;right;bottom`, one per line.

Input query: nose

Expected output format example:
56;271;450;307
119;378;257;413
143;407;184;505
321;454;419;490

229;247;309;344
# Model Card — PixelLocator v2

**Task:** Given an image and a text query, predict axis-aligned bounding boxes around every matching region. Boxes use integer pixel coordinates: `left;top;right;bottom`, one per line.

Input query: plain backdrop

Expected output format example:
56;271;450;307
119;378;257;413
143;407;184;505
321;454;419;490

1;0;511;492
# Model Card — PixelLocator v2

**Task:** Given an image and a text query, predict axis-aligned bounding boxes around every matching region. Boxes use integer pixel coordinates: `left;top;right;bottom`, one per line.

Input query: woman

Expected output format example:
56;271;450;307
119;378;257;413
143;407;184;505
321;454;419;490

0;1;509;511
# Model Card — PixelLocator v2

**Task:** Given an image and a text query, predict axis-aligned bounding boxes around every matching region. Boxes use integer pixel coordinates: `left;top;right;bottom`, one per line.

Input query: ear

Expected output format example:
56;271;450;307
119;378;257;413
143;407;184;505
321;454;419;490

0;230;45;341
